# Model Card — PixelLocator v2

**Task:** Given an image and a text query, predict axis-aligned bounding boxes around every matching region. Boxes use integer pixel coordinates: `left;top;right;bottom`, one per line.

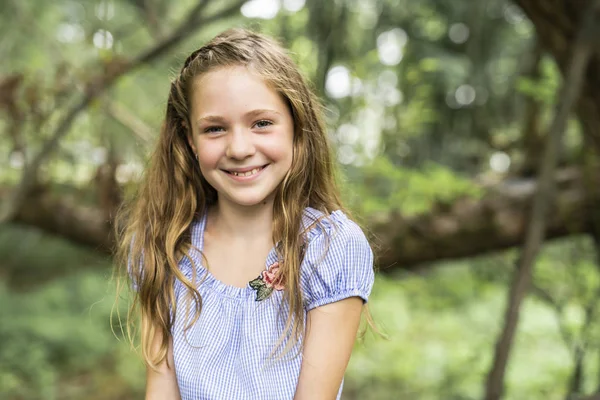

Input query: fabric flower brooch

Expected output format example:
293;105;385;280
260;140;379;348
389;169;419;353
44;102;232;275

249;262;285;301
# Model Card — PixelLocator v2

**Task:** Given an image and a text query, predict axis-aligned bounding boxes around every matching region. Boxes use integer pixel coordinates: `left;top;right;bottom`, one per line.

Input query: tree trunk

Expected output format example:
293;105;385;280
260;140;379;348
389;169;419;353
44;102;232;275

514;0;600;150
484;2;600;398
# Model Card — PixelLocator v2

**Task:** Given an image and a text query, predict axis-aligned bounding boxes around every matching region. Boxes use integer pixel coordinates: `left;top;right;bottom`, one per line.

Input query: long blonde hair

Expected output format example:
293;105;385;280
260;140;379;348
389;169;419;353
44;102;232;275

115;28;366;368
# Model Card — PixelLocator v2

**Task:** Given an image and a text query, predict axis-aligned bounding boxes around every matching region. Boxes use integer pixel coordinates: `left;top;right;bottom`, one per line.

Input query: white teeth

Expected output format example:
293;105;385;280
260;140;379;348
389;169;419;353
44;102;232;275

231;167;261;177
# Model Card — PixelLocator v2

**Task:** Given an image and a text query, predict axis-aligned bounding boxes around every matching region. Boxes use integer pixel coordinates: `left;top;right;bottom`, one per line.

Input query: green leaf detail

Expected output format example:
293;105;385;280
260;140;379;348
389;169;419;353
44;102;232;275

255;286;274;301
249;276;274;301
249;276;264;290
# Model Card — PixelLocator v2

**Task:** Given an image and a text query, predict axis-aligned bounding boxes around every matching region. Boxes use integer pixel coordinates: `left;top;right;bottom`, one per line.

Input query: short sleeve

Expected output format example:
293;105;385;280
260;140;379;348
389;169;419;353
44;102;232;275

301;210;375;311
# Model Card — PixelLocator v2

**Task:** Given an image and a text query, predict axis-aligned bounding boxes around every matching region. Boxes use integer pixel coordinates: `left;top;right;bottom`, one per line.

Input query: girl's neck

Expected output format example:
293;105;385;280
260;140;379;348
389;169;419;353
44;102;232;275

207;198;274;240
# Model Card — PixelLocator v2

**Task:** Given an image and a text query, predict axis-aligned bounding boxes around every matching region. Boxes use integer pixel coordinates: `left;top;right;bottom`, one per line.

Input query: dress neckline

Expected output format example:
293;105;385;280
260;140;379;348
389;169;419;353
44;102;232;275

187;207;332;299
186;211;279;298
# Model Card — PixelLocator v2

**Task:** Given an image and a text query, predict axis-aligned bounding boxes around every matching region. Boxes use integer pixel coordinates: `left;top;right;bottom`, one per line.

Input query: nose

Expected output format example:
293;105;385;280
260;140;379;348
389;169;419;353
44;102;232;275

225;127;255;160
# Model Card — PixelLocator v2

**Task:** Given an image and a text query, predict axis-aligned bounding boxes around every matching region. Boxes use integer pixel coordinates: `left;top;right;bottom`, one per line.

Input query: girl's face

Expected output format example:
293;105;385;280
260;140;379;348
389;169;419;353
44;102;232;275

188;66;294;209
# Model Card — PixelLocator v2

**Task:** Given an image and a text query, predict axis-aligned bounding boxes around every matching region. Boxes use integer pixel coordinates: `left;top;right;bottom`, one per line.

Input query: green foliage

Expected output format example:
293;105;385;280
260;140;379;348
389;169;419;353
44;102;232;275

342;156;482;216
515;57;561;105
345;236;599;400
0;270;144;400
0;224;143;400
0;223;107;287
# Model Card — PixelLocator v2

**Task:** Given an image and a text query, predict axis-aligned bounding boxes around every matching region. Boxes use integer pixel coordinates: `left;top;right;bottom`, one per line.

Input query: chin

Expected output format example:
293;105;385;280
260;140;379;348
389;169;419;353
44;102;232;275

223;192;273;208
210;180;280;208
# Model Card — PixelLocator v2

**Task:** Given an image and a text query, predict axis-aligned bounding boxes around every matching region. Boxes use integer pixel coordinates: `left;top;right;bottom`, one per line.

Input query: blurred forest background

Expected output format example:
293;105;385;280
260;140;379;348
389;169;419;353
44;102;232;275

2;0;600;399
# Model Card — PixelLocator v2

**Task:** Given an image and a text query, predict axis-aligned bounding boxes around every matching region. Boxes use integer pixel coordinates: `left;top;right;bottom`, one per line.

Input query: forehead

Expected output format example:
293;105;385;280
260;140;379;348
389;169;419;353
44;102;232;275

190;66;286;114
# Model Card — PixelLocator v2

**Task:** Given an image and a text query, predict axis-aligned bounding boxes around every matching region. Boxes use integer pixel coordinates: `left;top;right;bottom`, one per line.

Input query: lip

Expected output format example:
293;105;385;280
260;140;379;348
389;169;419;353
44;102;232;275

221;164;269;182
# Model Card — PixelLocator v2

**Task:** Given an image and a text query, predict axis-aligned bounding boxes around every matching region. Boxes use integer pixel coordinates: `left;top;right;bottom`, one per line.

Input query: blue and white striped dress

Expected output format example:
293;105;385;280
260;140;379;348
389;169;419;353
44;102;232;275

171;207;375;400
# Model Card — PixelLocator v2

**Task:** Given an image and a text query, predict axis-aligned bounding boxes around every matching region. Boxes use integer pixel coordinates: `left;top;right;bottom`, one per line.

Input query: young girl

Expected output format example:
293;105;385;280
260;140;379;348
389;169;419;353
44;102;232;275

116;28;375;400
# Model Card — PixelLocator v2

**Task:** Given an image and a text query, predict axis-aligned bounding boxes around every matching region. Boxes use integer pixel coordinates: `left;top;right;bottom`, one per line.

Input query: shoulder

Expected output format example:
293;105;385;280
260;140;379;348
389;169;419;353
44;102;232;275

300;207;375;310
301;207;369;248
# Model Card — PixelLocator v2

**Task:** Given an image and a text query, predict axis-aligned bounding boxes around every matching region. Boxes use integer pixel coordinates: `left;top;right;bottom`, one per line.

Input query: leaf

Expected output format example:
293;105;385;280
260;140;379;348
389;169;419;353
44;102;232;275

248;276;264;290
249;276;275;301
255;286;273;302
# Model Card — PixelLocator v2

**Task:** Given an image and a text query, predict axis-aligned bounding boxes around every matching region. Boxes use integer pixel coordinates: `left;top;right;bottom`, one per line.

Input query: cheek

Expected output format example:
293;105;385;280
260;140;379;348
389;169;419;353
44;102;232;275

265;131;294;164
196;141;221;169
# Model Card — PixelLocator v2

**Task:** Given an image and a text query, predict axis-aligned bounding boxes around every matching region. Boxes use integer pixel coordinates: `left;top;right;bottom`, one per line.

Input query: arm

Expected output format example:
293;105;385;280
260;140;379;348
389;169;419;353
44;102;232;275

293;297;364;400
145;331;181;400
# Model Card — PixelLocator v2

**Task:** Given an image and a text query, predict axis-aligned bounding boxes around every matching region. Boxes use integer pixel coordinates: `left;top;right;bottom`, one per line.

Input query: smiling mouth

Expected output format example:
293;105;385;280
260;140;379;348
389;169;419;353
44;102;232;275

223;164;268;177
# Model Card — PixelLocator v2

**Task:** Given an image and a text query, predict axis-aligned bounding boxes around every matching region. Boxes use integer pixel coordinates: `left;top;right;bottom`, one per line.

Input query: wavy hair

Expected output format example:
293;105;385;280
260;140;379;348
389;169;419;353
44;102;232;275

115;28;371;369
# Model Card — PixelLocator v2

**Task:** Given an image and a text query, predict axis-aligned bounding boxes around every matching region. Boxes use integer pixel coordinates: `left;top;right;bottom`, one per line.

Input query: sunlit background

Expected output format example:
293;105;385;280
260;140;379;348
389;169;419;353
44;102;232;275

1;0;598;399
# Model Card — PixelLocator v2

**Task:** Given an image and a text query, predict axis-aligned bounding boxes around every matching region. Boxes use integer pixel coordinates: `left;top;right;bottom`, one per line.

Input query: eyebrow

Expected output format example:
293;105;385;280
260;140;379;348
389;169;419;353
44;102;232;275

196;109;282;125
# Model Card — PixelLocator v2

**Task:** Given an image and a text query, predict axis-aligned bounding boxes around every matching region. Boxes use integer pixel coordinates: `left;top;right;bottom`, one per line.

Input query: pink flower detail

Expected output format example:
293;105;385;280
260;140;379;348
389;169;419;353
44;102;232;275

261;262;285;291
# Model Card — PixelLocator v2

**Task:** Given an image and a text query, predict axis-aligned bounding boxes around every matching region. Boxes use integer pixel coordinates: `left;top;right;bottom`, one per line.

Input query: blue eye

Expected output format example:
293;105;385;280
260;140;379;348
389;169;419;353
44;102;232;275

204;126;224;133
254;120;273;129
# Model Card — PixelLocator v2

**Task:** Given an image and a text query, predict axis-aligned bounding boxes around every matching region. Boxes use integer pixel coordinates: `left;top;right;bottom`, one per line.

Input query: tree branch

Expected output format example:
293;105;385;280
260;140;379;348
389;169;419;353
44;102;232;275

7;166;600;269
106;101;154;145
374;167;599;270
0;0;246;223
484;2;600;398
